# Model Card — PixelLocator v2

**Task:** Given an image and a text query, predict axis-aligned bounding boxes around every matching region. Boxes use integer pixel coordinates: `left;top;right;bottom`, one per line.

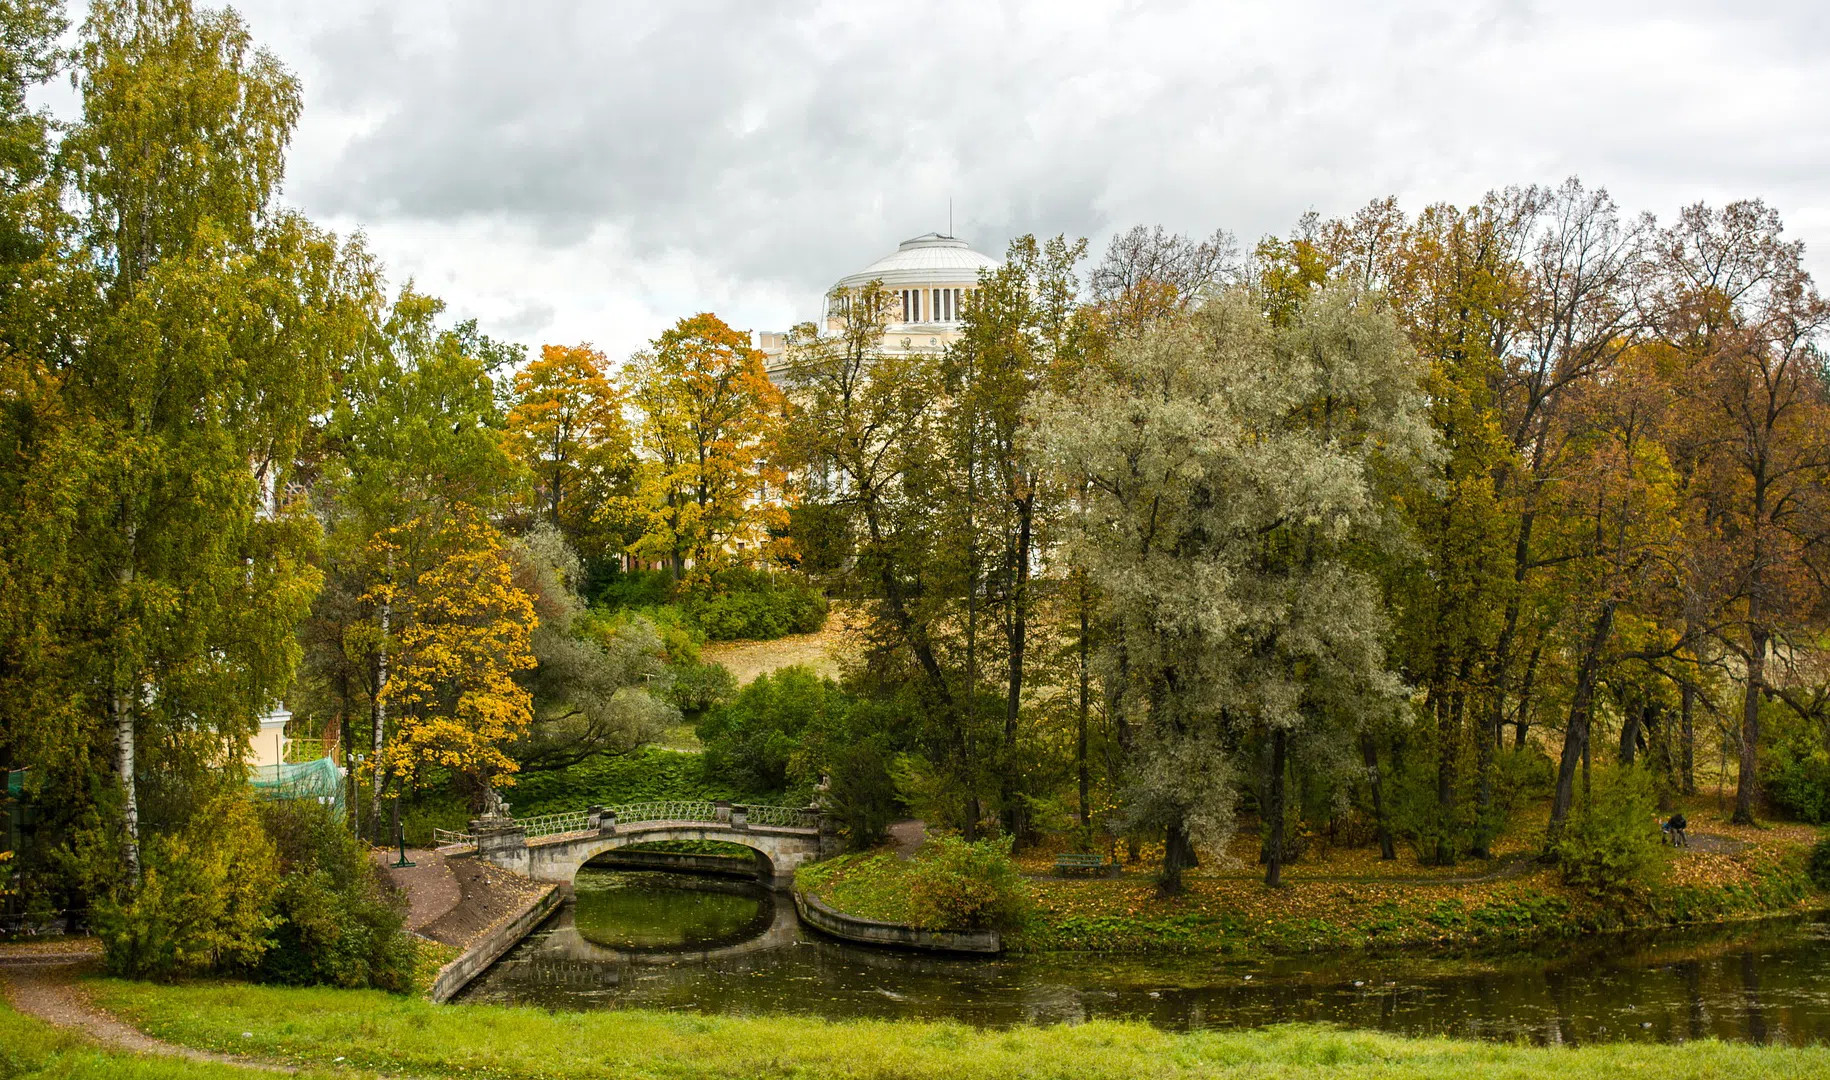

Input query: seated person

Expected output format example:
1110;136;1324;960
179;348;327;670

1663;812;1688;847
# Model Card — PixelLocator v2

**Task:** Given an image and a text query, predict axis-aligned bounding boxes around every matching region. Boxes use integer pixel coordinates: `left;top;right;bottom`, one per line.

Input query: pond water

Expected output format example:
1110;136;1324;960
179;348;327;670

459;868;1830;1046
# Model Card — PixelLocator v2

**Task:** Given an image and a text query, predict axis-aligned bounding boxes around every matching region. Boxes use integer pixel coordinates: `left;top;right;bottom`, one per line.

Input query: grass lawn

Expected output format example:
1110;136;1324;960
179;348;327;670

0;995;349;1080
68;978;1830;1080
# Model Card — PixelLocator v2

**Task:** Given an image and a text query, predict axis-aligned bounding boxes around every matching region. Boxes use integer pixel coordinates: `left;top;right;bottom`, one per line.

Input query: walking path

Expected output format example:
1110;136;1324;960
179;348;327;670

0;950;294;1073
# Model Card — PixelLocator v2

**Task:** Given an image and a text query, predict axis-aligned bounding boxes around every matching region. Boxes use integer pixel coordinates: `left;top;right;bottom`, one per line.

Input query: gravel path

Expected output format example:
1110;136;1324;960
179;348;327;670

0;957;294;1072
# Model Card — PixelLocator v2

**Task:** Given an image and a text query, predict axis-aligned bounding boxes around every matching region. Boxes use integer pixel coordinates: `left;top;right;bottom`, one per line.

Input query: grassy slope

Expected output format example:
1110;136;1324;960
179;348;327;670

80;980;1830;1080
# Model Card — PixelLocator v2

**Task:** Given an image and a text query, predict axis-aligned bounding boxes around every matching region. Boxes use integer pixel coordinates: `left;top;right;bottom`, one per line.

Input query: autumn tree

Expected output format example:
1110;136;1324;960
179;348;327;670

944;234;1087;838
617;313;787;579
309;287;520;838
780;283;971;820
503;342;632;559
372;516;538;811
1653;201;1830;824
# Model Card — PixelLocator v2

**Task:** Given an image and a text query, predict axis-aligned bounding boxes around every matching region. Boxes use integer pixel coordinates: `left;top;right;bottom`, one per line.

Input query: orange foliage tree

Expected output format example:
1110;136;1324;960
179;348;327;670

612;313;788;579
503;343;632;556
370;516;538;806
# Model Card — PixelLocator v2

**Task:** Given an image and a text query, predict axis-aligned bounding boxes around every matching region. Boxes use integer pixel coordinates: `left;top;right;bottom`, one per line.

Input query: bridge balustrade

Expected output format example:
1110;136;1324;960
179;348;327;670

431;800;818;854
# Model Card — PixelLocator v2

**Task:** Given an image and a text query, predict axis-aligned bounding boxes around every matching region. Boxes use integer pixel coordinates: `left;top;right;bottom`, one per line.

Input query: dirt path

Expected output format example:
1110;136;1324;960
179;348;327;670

383;854;547;951
372;847;461;932
0;956;294;1072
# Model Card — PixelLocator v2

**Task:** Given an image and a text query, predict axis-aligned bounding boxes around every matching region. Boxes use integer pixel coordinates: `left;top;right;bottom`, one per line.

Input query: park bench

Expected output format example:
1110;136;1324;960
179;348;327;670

1054;852;1113;877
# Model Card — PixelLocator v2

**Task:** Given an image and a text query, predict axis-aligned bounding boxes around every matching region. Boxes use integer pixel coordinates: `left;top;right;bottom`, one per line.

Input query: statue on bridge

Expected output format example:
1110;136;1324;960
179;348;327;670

479;786;511;825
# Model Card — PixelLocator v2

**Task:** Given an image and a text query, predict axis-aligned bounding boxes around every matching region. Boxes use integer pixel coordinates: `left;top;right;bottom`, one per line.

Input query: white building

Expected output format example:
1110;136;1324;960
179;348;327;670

757;232;1001;370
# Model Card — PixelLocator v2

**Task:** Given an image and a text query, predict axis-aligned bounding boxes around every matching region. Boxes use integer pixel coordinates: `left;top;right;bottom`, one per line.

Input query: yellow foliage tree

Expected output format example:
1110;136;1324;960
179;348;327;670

371;517;538;802
612;313;788;578
503;342;632;554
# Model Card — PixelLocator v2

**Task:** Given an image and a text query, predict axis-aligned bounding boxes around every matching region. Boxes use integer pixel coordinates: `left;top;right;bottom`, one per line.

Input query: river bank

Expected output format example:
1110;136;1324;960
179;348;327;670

799;808;1821;957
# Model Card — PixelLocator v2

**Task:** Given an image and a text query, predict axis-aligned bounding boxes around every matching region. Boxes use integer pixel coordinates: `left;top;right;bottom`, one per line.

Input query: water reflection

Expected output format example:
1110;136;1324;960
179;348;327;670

459;873;1830;1046
569;869;772;951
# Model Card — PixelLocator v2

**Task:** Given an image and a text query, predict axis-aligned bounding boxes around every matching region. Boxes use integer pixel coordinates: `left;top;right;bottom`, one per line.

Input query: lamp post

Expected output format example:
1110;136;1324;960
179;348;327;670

391;792;415;868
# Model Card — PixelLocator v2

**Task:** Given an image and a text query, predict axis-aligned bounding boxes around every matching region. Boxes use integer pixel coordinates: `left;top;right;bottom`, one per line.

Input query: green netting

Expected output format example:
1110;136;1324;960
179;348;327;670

249;757;345;817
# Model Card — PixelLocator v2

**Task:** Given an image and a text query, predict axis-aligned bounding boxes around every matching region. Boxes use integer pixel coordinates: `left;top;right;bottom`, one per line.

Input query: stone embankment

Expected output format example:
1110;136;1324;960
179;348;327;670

793;890;1001;954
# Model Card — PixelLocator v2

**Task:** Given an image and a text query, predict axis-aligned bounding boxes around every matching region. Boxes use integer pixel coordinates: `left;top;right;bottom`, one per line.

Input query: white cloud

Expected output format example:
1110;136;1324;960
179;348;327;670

205;0;1830;359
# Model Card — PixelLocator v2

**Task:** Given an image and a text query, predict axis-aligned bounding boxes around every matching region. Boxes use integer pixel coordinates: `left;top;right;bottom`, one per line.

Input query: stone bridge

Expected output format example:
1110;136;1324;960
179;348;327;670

438;800;834;890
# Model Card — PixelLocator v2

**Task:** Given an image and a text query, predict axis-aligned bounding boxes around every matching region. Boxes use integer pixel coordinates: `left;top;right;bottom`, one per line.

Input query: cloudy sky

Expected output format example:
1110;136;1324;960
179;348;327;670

164;1;1830;359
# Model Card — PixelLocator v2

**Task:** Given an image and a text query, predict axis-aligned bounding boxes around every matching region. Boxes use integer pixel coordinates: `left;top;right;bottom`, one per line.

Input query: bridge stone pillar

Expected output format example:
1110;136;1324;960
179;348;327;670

471;817;529;875
817;808;841;860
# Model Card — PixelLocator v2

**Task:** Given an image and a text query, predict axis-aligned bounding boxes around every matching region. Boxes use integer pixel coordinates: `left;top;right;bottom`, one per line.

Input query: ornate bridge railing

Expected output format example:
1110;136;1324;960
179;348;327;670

432;801;819;852
433;827;477;849
515;811;591;839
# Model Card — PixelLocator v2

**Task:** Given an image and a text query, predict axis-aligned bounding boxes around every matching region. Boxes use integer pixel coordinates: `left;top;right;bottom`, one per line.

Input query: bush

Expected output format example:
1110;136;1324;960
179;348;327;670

93;795;279;980
255;800;414;991
1809;836;1830;892
1385;752;1465;865
683;573;827;641
1759;703;1830;823
508;746;735;817
826;742;898;850
904;835;1029;932
1553;764;1666;904
697;666;846;796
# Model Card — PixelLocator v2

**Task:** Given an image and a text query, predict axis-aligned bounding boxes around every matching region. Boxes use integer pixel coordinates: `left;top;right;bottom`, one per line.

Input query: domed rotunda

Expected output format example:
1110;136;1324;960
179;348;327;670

757;233;1000;370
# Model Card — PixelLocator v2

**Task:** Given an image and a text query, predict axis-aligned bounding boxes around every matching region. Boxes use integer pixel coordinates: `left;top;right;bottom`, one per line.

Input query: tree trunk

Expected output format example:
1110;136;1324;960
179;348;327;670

370;589;391;845
1265;727;1288;887
1548;601;1616;847
1734;626;1767;825
1076;577;1090;830
114;545;140;887
1680;680;1697;795
1619;699;1642;766
1000;495;1033;840
113;685;139;887
1160;820;1195;895
1361;733;1395;860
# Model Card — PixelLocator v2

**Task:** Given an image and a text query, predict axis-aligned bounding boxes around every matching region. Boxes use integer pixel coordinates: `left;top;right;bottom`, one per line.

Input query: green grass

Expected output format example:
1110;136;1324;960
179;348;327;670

75;979;1830;1079
0;995;352;1079
795;851;922;923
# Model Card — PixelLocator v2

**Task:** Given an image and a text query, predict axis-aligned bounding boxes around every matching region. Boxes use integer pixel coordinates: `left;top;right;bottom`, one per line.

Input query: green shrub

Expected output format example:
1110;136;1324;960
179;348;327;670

1809;836;1830;891
697;666;847;796
1759;704;1830;823
904;835;1029;932
1385;752;1465;865
683;572;827;641
668;657;737;724
1552;764;1665;904
93;795;279;979
590;566;674;610
509;746;735;815
827;742;898;849
255;800;415;991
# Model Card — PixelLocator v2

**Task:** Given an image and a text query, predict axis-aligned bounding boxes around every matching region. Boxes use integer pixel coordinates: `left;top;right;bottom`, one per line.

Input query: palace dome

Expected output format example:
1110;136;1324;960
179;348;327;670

833;233;1000;291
